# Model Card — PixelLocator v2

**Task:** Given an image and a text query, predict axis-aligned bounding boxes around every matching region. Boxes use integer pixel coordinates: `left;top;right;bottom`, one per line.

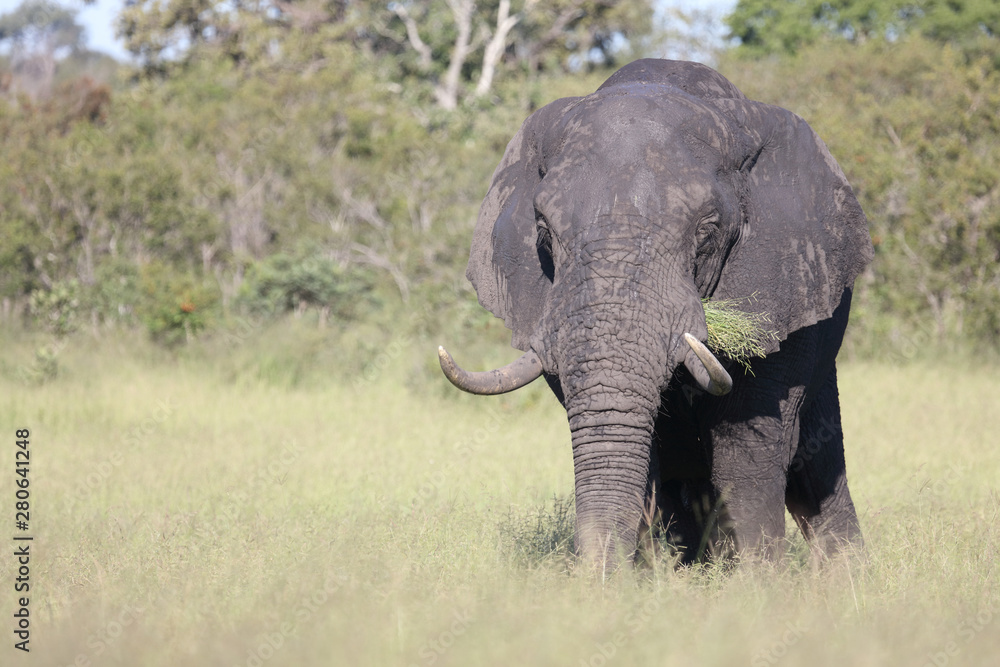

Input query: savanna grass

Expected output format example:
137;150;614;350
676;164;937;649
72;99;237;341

3;328;998;667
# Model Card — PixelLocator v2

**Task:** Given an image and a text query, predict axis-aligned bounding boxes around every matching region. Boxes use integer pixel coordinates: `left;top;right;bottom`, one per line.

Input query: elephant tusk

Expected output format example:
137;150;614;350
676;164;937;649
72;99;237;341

682;333;733;396
438;346;543;395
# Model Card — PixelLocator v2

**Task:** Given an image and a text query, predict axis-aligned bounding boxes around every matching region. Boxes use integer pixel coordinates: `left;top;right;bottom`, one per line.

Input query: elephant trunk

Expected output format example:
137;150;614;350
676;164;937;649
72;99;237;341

569;414;656;567
532;222;717;569
557;302;672;569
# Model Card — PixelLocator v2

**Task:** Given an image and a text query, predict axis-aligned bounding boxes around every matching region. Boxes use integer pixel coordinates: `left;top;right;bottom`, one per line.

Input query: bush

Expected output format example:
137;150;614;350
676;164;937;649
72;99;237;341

238;250;376;326
137;263;219;346
28;279;81;337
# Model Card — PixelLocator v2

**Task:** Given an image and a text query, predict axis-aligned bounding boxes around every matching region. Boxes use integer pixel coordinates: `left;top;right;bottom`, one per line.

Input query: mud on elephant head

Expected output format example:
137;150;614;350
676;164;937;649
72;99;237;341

440;59;873;567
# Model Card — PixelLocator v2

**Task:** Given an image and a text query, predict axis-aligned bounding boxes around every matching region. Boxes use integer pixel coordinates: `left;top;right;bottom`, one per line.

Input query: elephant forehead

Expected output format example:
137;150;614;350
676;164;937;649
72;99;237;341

537;145;715;223
573;91;730;148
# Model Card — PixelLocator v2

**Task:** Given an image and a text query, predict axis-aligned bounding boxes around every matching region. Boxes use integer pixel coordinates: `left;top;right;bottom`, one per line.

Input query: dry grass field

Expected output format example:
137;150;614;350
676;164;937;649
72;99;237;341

1;330;998;666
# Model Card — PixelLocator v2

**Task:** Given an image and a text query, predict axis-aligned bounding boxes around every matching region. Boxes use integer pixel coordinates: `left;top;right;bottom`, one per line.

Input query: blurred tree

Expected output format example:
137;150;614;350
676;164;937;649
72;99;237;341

0;0;85;98
726;0;999;57
117;0;654;107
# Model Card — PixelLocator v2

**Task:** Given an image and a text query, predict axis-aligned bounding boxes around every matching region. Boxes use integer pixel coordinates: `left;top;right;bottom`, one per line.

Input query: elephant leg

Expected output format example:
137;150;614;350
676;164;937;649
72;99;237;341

709;433;789;558
785;366;863;558
650;390;719;563
657;479;722;563
704;374;808;559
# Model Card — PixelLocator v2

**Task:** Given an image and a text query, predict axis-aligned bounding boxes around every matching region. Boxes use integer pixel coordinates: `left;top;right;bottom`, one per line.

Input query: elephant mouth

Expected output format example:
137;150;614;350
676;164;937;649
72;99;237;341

437;335;732;397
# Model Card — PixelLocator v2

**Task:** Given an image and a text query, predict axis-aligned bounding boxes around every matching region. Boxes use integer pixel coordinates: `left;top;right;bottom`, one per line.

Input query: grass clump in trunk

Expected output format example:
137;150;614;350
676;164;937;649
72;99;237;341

702;295;778;370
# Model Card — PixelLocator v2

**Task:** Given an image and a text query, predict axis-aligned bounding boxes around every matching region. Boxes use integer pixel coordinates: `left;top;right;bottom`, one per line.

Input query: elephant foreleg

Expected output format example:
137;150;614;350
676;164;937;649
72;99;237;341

703;369;810;559
785;366;863;558
708;433;790;558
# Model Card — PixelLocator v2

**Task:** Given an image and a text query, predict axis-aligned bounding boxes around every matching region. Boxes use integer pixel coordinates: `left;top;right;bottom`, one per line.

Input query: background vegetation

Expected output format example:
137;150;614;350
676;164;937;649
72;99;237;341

2;0;998;358
1;2;999;665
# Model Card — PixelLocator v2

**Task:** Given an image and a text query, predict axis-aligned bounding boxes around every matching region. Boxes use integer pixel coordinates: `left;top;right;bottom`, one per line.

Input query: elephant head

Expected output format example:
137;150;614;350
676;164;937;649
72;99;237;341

441;60;873;565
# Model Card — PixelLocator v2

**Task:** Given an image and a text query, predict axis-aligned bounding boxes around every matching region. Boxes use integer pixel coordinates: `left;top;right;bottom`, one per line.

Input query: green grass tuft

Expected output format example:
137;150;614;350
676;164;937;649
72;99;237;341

702;294;778;369
498;495;576;569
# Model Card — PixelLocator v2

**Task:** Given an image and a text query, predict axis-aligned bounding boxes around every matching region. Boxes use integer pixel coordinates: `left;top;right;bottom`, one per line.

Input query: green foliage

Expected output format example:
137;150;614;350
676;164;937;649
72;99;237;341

727;0;1000;57
137;263;219;346
85;259;142;328
238;249;375;322
702;295;778;368
721;36;1000;351
28;279;80;337
117;0;655;108
2;0;999;357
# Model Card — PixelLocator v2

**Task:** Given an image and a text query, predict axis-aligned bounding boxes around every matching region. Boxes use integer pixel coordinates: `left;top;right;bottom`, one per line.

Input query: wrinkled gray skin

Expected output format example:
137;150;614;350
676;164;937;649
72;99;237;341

460;60;873;567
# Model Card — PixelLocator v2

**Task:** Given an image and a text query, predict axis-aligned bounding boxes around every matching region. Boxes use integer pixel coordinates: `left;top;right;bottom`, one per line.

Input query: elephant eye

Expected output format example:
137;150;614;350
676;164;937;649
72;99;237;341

695;212;720;251
536;210;553;251
536;224;553;256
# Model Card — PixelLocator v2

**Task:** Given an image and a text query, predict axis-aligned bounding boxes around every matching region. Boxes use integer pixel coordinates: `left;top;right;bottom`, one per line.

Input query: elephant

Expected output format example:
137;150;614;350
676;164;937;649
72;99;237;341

438;59;874;568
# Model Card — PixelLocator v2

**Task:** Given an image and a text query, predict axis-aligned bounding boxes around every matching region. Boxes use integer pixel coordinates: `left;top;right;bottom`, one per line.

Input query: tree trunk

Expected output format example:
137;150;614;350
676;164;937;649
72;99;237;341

475;0;519;98
435;0;476;110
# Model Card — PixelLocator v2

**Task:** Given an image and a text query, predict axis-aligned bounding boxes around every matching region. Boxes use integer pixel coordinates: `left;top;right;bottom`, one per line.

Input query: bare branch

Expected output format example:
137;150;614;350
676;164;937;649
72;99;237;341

475;0;520;98
346;242;410;302
435;0;476;110
392;4;433;70
339;189;388;232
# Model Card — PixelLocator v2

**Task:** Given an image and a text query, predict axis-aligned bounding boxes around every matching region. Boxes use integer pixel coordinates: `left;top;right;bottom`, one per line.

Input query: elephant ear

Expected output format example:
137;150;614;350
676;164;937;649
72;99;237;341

467;96;579;352
712;99;874;354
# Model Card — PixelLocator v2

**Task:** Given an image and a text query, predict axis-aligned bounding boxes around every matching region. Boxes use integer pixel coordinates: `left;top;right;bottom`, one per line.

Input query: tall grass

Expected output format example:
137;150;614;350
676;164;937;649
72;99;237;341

0;329;997;666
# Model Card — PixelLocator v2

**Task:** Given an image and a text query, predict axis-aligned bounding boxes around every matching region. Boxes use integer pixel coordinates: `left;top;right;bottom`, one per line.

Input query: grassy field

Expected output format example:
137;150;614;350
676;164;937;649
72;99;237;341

1;329;998;667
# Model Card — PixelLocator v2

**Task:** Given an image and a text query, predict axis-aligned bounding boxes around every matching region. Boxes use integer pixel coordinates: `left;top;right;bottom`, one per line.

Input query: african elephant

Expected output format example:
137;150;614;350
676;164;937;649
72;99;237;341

439;59;873;568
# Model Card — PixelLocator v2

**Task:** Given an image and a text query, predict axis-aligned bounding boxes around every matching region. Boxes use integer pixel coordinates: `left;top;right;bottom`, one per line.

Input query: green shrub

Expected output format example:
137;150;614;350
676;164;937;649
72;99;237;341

28;279;81;337
137;263;219;346
238;250;375;325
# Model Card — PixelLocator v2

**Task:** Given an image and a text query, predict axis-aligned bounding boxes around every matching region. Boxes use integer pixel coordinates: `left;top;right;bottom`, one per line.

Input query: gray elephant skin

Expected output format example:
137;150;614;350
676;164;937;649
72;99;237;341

439;59;874;567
